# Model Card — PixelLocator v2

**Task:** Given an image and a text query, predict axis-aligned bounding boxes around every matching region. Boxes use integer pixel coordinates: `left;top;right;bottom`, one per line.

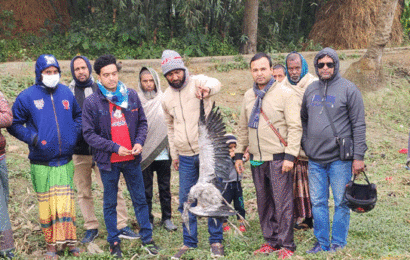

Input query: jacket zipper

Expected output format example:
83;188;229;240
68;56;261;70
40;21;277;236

50;93;62;165
179;92;195;154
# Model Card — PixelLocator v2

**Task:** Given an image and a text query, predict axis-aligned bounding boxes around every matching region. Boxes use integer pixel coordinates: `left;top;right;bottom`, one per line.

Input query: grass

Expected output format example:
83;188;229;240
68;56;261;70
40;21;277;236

3;58;410;259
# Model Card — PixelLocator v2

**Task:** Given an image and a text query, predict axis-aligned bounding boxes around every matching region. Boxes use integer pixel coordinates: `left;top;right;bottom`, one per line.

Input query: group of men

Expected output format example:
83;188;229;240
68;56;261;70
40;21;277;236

234;47;366;258
2;46;366;259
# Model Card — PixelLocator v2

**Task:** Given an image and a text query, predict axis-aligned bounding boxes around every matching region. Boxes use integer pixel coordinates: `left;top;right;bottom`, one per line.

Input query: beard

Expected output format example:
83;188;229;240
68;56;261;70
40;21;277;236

290;75;301;83
143;90;157;100
168;73;186;89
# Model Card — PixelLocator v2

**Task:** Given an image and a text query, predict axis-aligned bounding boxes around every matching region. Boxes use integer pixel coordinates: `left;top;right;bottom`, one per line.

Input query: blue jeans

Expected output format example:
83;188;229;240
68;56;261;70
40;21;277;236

100;161;152;245
178;155;223;248
308;160;352;248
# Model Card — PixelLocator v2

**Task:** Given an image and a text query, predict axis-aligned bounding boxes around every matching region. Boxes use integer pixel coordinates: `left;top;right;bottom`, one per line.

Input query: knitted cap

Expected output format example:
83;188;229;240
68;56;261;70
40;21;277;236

225;134;237;145
161;50;186;76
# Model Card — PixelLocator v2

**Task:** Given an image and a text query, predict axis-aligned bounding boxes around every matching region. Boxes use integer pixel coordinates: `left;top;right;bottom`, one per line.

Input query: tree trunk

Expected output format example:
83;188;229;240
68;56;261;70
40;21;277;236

240;0;259;54
344;0;399;91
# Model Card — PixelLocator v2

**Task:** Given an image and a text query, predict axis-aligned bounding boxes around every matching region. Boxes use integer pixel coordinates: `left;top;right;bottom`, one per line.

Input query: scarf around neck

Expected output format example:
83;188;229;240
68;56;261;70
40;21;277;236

97;80;129;109
248;77;275;129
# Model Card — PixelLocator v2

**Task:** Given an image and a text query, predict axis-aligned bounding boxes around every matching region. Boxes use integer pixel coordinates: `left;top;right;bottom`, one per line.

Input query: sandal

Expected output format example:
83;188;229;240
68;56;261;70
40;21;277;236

44;251;59;260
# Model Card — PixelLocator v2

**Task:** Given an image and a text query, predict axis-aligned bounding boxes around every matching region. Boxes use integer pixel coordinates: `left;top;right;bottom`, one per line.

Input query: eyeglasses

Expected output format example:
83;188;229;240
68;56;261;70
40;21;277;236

317;62;335;69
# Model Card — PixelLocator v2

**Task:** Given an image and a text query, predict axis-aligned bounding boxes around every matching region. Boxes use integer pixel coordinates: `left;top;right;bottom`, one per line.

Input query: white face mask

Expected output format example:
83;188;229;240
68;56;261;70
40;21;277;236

42;74;60;88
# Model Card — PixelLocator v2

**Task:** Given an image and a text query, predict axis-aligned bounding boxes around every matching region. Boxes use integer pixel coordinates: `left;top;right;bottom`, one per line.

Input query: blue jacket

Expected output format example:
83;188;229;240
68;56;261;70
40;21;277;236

8;84;82;166
82;87;148;171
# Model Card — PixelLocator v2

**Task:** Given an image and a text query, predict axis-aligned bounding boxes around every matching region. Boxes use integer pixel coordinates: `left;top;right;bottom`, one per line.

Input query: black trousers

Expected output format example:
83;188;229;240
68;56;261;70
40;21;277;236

142;159;172;223
222;181;246;220
251;160;295;251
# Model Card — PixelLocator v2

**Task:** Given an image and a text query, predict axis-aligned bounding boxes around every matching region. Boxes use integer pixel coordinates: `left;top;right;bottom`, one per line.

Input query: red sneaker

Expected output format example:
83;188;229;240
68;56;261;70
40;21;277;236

253;243;277;255
278;248;294;259
223;225;231;232
239;224;246;232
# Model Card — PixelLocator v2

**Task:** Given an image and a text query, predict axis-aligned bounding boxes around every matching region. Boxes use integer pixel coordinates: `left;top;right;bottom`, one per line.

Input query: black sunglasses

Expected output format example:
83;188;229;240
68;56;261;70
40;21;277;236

317;62;335;69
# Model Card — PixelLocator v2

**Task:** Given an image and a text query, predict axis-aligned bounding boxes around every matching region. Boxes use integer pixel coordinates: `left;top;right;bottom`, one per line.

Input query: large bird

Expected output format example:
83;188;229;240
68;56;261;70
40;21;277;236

182;99;236;232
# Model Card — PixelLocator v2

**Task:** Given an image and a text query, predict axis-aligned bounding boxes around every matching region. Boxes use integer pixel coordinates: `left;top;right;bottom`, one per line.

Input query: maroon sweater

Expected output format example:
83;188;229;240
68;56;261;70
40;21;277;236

0;92;13;156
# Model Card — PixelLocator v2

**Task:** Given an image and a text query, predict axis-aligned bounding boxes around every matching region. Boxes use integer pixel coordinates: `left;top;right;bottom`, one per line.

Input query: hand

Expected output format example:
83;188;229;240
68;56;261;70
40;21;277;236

118;146;132;156
131;143;143;155
243;152;250;162
195;85;211;99
235;160;244;175
172;159;179;171
282;160;294;173
352;159;365;175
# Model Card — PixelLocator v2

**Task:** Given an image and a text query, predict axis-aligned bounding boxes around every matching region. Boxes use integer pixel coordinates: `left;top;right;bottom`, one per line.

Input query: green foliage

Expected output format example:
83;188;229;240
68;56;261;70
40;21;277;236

0;75;34;100
213;55;249;72
401;0;410;37
0;10;16;37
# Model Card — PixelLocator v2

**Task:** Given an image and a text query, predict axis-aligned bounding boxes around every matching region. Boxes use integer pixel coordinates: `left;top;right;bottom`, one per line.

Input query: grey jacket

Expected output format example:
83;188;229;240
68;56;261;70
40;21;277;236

301;47;367;163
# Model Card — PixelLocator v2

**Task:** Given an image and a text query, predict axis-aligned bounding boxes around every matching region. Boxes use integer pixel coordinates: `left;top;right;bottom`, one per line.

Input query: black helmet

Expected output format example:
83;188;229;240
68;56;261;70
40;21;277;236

344;172;377;213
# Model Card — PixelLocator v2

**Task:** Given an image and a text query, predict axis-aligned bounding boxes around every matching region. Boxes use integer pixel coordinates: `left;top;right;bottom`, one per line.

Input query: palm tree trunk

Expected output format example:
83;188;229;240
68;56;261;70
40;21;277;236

240;0;259;54
344;0;399;91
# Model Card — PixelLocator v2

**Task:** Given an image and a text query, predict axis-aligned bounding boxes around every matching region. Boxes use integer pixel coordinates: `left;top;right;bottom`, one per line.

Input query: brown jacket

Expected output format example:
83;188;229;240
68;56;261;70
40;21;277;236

162;74;221;160
282;73;317;160
236;82;302;162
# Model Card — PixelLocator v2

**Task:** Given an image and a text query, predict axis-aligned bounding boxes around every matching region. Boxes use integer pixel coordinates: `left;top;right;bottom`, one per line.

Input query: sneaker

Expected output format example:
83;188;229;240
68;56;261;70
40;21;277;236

171;245;191;259
81;229;99;244
239;224;246;232
223;225;231;232
306;242;329;254
163;219;178;231
278;248;294;259
142;240;160;256
210;243;224;258
110;241;122;258
119;226;141;240
330;244;344;252
253;243;277;255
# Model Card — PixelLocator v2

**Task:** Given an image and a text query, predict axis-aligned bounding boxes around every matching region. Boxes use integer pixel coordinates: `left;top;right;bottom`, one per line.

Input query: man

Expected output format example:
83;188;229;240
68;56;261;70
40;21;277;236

82;55;158;258
69;55;139;243
272;64;286;82
160;50;224;259
8;54;82;258
301;47;367;253
283;52;317;229
0;90;14;259
235;52;301;259
137;67;177;231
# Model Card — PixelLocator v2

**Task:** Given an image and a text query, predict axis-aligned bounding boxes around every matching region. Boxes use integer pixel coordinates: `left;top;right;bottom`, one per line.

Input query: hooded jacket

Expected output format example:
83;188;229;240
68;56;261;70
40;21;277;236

300;47;367;163
7;54;82;166
68;56;98;155
161;71;221;159
137;67;169;170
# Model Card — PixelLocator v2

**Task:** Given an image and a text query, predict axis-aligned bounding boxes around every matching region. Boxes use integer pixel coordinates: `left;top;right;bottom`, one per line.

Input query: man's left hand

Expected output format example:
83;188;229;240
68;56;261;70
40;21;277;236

195;85;211;99
352;159;365;175
131;143;143;155
282;160;294;173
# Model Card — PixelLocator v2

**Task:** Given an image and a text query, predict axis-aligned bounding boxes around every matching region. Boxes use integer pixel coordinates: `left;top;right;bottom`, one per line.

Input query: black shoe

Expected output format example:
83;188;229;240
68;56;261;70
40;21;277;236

118;226;141;240
81;229;99;243
142;240;160;256
110;242;122;258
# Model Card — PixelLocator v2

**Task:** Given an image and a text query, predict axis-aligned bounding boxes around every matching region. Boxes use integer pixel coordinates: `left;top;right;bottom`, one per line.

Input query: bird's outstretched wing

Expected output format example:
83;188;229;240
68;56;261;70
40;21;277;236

198;99;231;183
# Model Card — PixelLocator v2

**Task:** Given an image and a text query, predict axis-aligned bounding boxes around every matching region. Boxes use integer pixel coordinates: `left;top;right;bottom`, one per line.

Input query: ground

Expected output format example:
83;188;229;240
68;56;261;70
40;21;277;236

1;47;410;259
